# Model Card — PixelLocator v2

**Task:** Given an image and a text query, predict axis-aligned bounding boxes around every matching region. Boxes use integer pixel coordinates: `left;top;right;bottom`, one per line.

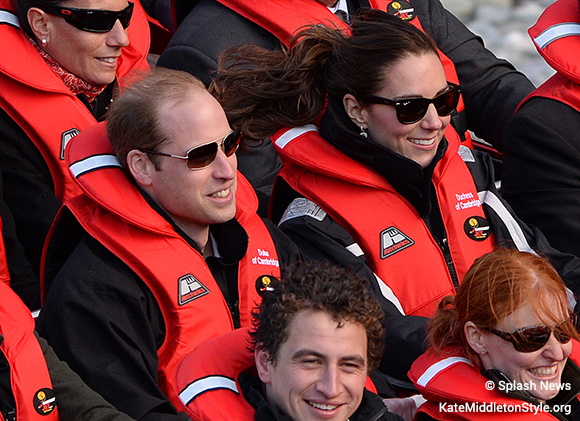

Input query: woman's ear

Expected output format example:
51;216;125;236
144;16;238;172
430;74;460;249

343;94;367;128
127;150;155;187
464;321;489;356
28;7;51;44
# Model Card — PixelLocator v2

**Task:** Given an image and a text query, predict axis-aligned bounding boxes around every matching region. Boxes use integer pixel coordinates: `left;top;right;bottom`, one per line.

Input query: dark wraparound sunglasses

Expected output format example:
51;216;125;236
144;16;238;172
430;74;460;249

44;1;133;33
360;82;461;125
484;316;575;353
141;131;241;170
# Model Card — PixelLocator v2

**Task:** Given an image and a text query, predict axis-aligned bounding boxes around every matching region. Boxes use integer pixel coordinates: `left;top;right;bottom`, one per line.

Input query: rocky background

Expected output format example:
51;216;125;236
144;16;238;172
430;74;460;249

441;0;557;86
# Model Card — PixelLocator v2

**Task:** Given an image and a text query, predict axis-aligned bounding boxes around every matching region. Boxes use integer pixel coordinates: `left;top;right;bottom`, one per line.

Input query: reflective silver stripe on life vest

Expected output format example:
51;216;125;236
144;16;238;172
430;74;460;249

69;154;123;178
346;242;364;257
179;375;239;405
478;190;536;254
0;10;20;28
534;23;580;50
374;273;406;316
274;124;318;149
416;357;472;387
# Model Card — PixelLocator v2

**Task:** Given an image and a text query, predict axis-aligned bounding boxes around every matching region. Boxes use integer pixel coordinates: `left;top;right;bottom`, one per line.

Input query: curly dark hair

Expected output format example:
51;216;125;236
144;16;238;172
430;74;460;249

250;261;385;371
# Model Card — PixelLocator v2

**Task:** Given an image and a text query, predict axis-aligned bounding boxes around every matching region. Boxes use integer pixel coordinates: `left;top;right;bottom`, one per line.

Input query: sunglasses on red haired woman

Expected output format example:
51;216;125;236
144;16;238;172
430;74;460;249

484;315;576;353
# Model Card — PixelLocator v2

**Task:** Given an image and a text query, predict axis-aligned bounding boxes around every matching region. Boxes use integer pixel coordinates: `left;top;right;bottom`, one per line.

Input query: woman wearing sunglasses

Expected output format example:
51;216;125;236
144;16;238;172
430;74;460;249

410;248;580;420
0;0;149;308
210;8;580;388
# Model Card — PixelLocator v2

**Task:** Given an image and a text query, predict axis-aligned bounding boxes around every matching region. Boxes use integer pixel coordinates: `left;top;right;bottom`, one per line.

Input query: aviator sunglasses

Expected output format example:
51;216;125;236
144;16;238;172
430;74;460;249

360;82;461;125
44;1;134;33
484;315;576;353
141;130;241;170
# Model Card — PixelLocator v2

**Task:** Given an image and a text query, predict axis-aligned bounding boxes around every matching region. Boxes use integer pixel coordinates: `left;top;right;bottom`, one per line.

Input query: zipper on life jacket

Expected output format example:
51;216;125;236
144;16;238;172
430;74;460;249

438;236;459;290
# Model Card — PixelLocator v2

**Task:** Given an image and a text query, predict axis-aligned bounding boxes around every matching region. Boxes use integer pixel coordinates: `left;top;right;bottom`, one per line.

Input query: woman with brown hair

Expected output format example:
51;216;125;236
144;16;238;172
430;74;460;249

210;8;580;386
409;248;580;420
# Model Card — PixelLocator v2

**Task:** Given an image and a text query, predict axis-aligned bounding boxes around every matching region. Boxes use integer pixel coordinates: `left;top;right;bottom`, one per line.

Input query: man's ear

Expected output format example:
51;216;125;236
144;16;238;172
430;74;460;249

343;93;368;129
255;348;273;385
127;150;155;187
28;7;52;43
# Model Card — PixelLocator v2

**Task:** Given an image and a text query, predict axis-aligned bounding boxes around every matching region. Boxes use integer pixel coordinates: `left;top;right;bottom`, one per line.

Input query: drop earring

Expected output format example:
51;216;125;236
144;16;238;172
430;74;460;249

359;126;368;138
41;38;47;46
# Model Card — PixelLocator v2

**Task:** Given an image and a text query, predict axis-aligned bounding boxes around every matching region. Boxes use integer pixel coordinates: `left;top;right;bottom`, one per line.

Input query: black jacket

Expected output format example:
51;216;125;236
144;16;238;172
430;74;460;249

502;97;580;259
36;202;302;421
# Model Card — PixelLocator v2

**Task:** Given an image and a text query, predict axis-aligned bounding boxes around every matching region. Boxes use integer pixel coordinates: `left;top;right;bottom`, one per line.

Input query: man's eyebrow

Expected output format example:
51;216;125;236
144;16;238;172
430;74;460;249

291;350;366;365
291;349;325;360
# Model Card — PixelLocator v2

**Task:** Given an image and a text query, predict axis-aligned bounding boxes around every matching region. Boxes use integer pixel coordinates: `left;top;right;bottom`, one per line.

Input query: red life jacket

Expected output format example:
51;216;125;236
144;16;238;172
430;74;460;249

0;0;150;202
409;343;580;420
272;125;495;317
518;0;580;113
173;327;379;420
0;282;58;421
214;0;471;147
0;219;10;286
59;122;281;408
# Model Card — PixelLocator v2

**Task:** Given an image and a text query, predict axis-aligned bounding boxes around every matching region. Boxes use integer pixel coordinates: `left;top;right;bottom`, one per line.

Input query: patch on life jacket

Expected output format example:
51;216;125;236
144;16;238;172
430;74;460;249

59;128;80;160
381;227;414;258
464;216;491;241
178;274;209;305
256;275;281;298
33;388;56;415
386;1;416;21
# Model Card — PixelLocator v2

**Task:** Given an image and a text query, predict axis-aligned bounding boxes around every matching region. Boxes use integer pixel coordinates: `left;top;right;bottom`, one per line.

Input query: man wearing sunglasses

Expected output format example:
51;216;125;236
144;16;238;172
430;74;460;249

0;0;150;309
36;68;302;420
155;0;534;216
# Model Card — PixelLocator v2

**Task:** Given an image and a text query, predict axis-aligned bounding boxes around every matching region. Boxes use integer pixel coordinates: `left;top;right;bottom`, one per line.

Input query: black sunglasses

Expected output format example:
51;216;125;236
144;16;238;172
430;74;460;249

484;316;575;353
141;131;241;170
360;82;461;125
44;1;133;33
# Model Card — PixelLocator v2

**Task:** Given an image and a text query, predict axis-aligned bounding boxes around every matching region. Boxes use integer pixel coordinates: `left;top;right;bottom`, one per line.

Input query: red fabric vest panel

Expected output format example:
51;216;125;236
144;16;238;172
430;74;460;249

0;219;10;285
173;328;257;421
62;123;280;408
0;0;150;201
214;0;469;146
519;0;580;113
409;343;580;420
273;125;495;317
0;282;58;420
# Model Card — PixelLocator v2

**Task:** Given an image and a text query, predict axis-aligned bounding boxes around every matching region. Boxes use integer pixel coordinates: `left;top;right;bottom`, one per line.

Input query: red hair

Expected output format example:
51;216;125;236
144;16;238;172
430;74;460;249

428;248;578;368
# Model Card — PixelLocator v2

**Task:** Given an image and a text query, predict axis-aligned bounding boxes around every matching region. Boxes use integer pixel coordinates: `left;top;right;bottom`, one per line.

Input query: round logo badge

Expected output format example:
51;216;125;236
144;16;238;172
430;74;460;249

464;216;491;241
256;275;280;297
33;388;56;415
387;1;416;21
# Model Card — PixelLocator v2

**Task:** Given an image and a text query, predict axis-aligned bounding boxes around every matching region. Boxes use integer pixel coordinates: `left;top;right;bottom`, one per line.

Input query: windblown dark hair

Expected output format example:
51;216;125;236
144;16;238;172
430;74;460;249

250;260;385;372
428;248;579;370
210;8;438;141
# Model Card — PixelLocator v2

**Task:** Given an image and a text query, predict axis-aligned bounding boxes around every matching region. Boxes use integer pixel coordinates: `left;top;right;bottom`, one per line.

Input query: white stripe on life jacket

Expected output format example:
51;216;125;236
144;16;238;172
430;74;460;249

179;375;239;405
0;10;20;28
274;124;318;149
534;22;580;50
69;154;123;178
478;190;536;255
416;357;472;387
